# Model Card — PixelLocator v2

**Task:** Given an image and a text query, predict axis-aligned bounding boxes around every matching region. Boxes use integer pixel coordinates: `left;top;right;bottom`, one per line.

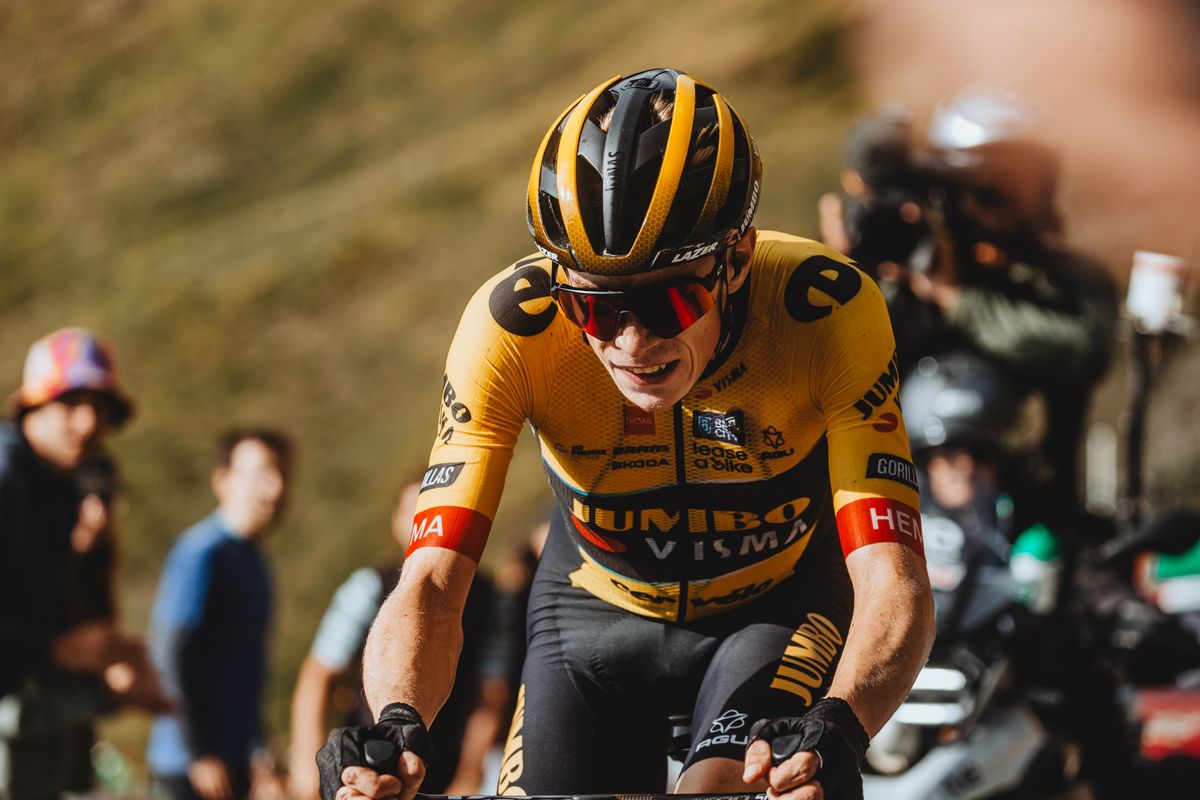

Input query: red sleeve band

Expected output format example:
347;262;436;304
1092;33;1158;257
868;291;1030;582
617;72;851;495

406;506;492;563
835;497;925;559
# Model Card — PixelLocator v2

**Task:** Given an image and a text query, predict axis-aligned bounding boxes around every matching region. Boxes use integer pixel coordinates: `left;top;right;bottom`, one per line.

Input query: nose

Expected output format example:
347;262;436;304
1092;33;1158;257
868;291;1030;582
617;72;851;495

611;311;657;351
259;470;285;503
70;403;100;441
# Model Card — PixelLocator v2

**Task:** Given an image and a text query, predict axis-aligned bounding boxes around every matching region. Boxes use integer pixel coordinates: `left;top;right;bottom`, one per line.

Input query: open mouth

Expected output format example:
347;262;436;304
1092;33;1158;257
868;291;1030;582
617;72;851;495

616;360;679;385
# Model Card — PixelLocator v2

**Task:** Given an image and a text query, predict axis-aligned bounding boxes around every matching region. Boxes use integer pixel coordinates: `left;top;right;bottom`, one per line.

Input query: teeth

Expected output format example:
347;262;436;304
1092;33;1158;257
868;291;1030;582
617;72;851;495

626;364;668;375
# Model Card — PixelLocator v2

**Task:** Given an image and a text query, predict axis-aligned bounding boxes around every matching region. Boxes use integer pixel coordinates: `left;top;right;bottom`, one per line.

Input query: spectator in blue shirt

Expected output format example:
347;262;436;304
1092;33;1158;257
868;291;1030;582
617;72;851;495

147;429;293;800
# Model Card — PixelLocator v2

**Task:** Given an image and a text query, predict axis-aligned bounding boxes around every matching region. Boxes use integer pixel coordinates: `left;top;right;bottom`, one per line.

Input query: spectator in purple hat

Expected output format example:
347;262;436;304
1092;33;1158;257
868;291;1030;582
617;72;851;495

1;327;169;800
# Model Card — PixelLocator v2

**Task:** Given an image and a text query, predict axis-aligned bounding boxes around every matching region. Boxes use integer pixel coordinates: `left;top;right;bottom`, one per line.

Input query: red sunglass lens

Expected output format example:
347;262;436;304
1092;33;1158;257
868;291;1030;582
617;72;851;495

558;292;618;340
634;284;714;339
555;275;717;341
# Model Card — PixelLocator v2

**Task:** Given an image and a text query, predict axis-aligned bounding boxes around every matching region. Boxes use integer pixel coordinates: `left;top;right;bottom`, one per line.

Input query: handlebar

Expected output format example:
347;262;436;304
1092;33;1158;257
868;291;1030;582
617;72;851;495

366;740;765;800
363;739;399;775
415;795;766;800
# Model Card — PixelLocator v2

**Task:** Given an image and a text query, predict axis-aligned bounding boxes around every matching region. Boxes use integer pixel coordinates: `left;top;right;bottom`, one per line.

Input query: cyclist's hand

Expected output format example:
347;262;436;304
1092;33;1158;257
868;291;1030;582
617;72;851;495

743;698;869;800
744;741;822;799
315;704;431;800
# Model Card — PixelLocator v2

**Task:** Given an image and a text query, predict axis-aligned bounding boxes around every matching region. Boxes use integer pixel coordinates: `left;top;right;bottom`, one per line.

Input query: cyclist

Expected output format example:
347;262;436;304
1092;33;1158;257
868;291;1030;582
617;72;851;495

318;68;935;800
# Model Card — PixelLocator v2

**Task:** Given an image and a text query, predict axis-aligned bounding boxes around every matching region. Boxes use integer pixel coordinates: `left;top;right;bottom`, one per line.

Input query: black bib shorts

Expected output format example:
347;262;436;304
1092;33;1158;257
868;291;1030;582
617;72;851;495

495;512;854;794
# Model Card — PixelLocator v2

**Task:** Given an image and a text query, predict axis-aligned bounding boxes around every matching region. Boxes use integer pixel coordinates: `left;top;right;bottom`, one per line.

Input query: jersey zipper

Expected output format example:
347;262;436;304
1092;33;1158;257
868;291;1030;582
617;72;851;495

673;400;688;622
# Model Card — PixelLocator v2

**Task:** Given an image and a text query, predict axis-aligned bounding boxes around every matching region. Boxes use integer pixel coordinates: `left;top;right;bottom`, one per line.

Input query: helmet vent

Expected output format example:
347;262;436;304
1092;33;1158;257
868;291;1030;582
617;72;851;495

538;192;569;250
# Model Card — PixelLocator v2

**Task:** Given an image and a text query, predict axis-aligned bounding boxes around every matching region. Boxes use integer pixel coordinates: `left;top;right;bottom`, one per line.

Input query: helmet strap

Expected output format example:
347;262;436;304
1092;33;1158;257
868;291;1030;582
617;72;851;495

703;246;748;378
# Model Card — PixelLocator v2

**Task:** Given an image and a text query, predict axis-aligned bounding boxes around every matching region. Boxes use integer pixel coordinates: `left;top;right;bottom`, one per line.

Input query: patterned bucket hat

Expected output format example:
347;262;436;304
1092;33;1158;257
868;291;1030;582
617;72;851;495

6;327;134;425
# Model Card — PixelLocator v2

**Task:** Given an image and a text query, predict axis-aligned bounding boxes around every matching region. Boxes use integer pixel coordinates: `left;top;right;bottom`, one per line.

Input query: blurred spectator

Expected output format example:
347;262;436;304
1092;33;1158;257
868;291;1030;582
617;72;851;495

477;520;548;788
66;452;122;625
819;85;1117;518
1;327;168;800
490;520;548;697
147;429;293;800
287;482;528;799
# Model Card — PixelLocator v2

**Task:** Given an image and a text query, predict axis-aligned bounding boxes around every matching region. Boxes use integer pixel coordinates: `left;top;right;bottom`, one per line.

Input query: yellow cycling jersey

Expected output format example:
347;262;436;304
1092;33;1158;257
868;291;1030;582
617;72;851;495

410;231;922;622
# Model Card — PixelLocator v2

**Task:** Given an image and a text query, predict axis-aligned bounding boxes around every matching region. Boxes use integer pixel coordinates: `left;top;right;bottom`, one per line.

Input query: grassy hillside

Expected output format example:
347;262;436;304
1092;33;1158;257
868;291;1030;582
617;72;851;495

0;0;866;762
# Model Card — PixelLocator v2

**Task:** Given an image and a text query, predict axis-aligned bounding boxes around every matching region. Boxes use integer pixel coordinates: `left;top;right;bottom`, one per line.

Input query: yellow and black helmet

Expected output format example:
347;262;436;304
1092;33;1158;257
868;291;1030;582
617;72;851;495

527;68;762;276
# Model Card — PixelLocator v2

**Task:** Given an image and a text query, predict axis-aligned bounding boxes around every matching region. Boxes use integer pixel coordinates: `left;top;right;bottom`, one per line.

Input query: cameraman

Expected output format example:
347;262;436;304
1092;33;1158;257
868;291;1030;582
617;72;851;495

820;86;1117;520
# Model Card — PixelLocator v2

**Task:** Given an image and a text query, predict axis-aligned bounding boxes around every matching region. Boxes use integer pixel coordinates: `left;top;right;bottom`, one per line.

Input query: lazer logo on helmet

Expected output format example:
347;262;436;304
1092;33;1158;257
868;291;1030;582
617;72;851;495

651;238;725;268
669;240;723;264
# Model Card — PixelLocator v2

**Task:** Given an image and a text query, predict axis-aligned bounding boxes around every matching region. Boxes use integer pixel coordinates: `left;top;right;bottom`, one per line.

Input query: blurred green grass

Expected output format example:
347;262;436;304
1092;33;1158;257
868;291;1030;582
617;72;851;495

0;0;865;768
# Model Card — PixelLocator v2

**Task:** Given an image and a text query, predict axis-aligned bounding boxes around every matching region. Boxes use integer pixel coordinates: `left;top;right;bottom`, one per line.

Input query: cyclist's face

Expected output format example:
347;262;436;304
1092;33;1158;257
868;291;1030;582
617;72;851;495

565;235;753;412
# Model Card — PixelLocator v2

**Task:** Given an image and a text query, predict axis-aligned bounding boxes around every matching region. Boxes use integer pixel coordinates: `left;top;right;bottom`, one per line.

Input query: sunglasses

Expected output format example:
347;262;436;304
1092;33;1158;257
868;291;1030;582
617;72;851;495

550;253;727;342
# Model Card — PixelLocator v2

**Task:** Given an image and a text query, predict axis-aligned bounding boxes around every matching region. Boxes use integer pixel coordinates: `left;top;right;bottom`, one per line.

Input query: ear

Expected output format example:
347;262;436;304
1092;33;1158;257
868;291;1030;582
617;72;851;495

211;468;226;502
727;227;757;293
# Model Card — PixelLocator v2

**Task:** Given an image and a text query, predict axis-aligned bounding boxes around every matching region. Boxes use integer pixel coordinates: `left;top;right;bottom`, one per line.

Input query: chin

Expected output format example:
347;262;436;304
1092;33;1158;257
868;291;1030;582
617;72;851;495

617;383;687;413
60;448;87;470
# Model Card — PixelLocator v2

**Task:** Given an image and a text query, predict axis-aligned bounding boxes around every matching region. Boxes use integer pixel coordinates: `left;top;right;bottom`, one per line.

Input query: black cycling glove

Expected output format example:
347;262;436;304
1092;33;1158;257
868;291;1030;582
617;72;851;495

747;697;869;800
316;703;433;800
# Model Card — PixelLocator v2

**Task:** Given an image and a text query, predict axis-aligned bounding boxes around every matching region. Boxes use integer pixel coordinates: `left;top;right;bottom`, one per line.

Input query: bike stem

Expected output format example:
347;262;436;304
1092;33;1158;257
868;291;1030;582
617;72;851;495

1123;330;1159;528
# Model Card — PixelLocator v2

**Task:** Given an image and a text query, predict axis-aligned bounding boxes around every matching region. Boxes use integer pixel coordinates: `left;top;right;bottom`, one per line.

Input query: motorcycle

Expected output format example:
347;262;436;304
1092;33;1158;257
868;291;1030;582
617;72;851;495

1093;508;1200;794
862;481;1086;798
863;352;1200;798
862;352;1094;798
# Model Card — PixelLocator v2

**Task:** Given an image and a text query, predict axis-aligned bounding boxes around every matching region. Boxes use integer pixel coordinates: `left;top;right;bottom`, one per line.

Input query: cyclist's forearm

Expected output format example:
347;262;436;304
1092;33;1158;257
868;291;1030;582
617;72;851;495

361;552;475;724
828;544;934;736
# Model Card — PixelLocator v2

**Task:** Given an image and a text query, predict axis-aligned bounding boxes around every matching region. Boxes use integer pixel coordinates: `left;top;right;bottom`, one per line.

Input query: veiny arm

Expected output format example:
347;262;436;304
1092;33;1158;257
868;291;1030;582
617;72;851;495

361;548;478;723
827;541;935;736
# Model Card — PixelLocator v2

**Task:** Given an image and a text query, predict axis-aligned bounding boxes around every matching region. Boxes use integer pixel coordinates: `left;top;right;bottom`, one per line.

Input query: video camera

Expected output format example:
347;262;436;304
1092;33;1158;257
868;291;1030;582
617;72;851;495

838;110;979;278
843;111;1065;279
